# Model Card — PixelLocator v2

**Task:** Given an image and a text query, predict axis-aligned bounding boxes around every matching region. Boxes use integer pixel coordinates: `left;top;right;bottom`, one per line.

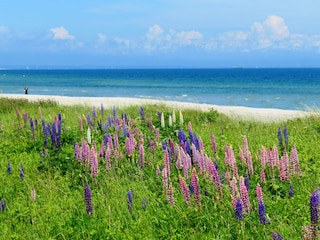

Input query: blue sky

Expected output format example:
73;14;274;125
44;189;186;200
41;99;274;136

1;0;320;68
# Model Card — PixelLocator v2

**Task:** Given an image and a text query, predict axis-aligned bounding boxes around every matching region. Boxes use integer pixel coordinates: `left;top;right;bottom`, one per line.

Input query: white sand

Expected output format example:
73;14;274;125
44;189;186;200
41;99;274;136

0;94;317;123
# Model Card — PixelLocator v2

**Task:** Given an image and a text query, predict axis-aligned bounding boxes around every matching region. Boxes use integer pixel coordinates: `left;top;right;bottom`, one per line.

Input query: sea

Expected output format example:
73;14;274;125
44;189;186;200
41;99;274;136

1;68;320;110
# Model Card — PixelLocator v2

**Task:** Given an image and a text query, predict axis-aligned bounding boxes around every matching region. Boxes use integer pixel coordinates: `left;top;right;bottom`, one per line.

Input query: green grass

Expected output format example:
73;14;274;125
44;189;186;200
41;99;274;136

0;97;319;240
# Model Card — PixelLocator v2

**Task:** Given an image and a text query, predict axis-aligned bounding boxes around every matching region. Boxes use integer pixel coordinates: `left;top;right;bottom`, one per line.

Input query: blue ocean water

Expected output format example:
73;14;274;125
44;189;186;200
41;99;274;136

1;68;320;110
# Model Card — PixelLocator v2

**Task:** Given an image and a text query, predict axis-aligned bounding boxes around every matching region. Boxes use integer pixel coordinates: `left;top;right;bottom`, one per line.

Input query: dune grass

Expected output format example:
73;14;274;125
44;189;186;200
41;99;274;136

0;97;319;240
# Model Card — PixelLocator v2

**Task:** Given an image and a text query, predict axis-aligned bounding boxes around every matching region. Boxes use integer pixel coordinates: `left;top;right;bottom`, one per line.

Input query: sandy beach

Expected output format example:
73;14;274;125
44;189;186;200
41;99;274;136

0;94;317;123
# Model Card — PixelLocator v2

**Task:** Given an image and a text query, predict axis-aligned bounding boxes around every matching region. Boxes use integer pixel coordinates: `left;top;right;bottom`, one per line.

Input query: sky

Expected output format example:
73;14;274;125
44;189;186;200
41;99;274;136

1;0;320;68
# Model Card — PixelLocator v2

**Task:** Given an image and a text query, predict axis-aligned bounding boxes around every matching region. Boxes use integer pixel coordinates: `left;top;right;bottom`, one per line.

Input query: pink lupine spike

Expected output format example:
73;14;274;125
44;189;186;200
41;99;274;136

191;168;201;210
105;145;112;170
208;159;222;200
90;147;98;177
260;146;267;169
179;175;191;205
210;133;217;156
162;167;168;193
164;149;171;177
113;131;119;150
260;170;266;183
256;183;264;203
139;144;145;168
239;176;250;214
289;144;302;177
167;182;175;205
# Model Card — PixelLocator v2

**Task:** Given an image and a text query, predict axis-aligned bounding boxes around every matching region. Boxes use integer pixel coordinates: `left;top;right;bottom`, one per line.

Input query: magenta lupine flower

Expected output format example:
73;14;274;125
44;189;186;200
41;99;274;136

239;176;250;214
155;128;160;141
183;151;192;180
281;152;289;181
225;146;238;180
148;119;154;132
290;144;302;177
210;133;217;157
162;167;168;193
256;183;264;203
90;148;98;177
74;141;81;162
235;197;243;220
167;182;175;205
260;146;267;169
163;150;171;177
260;170;266;183
139;144;145;168
179;175;191;205
125;137;134;156
208;159;222;200
105;145;112;170
84;182;93;215
191;168;201;210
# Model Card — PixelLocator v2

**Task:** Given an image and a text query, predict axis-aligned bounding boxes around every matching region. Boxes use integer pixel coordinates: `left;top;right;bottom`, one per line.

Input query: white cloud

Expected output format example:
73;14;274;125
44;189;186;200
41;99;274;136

97;33;107;43
175;31;203;45
50;27;75;40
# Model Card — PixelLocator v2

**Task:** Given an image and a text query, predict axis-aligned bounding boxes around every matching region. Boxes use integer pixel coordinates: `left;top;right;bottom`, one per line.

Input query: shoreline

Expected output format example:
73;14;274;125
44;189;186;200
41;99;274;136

0;94;317;122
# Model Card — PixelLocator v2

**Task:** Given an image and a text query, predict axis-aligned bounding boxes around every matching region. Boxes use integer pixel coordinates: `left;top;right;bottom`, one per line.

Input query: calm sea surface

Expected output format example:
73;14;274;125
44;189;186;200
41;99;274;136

1;68;320;110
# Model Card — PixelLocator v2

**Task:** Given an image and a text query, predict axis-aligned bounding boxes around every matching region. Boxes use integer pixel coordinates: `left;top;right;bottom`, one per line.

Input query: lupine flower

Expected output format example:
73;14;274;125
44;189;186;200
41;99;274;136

302;225;318;240
20;163;25;180
179;175;191;205
179;111;184;125
277;127;283;148
156;166;161;176
161;112;165;128
139;144;144;168
210;133;217;156
105;145;112;170
258;200;266;224
162;167;168;193
1;200;5;212
90;148;98;177
208;160;222;200
289;144;302;177
139;106;145;121
235;197;243;220
239;176;250;214
289;183;294;197
272;231;285;240
283;125;289;149
167;182;175;205
172;110;176;123
244;173;250;191
168;114;172;127
310;190;319;225
30;118;35;140
127;190;133;214
87;127;91;145
23;112;28;125
7;161;12;174
100;104;104;116
84;182;93;215
31;189;36;202
256;183;264;203
191;168;201;210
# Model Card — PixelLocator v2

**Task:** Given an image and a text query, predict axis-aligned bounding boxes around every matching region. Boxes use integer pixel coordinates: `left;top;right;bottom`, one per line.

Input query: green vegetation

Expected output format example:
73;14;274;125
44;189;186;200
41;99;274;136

0;97;319;240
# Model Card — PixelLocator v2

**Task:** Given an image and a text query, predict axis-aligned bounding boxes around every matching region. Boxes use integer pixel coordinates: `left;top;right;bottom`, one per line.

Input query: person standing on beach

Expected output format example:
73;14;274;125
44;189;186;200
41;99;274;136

24;87;28;94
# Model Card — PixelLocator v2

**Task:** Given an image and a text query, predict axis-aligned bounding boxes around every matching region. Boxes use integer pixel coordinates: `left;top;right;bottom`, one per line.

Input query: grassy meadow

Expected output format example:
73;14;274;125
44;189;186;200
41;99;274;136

0;97;319;240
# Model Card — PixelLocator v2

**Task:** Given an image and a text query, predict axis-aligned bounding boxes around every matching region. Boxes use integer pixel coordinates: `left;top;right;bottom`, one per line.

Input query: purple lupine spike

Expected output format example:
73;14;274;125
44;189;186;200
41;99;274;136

178;129;187;143
235;197;243;220
258;200;266;224
139;144;145;168
277;127;283;148
86;113;93;128
1;200;5;212
162;141;168;151
56;135;61;151
84;182;93;215
92;107;97;121
139;106;145;121
272;231;285;240
100;104;104;116
157;111;162;121
283;125;289;149
127;190;133;214
188;130;194;145
20;163;24;180
30;118;35;140
289;183;294;197
7;161;12;174
112;106;117;118
185;141;191;156
244;173;250;191
58;112;62;122
23;112;28;125
310;190;319;225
